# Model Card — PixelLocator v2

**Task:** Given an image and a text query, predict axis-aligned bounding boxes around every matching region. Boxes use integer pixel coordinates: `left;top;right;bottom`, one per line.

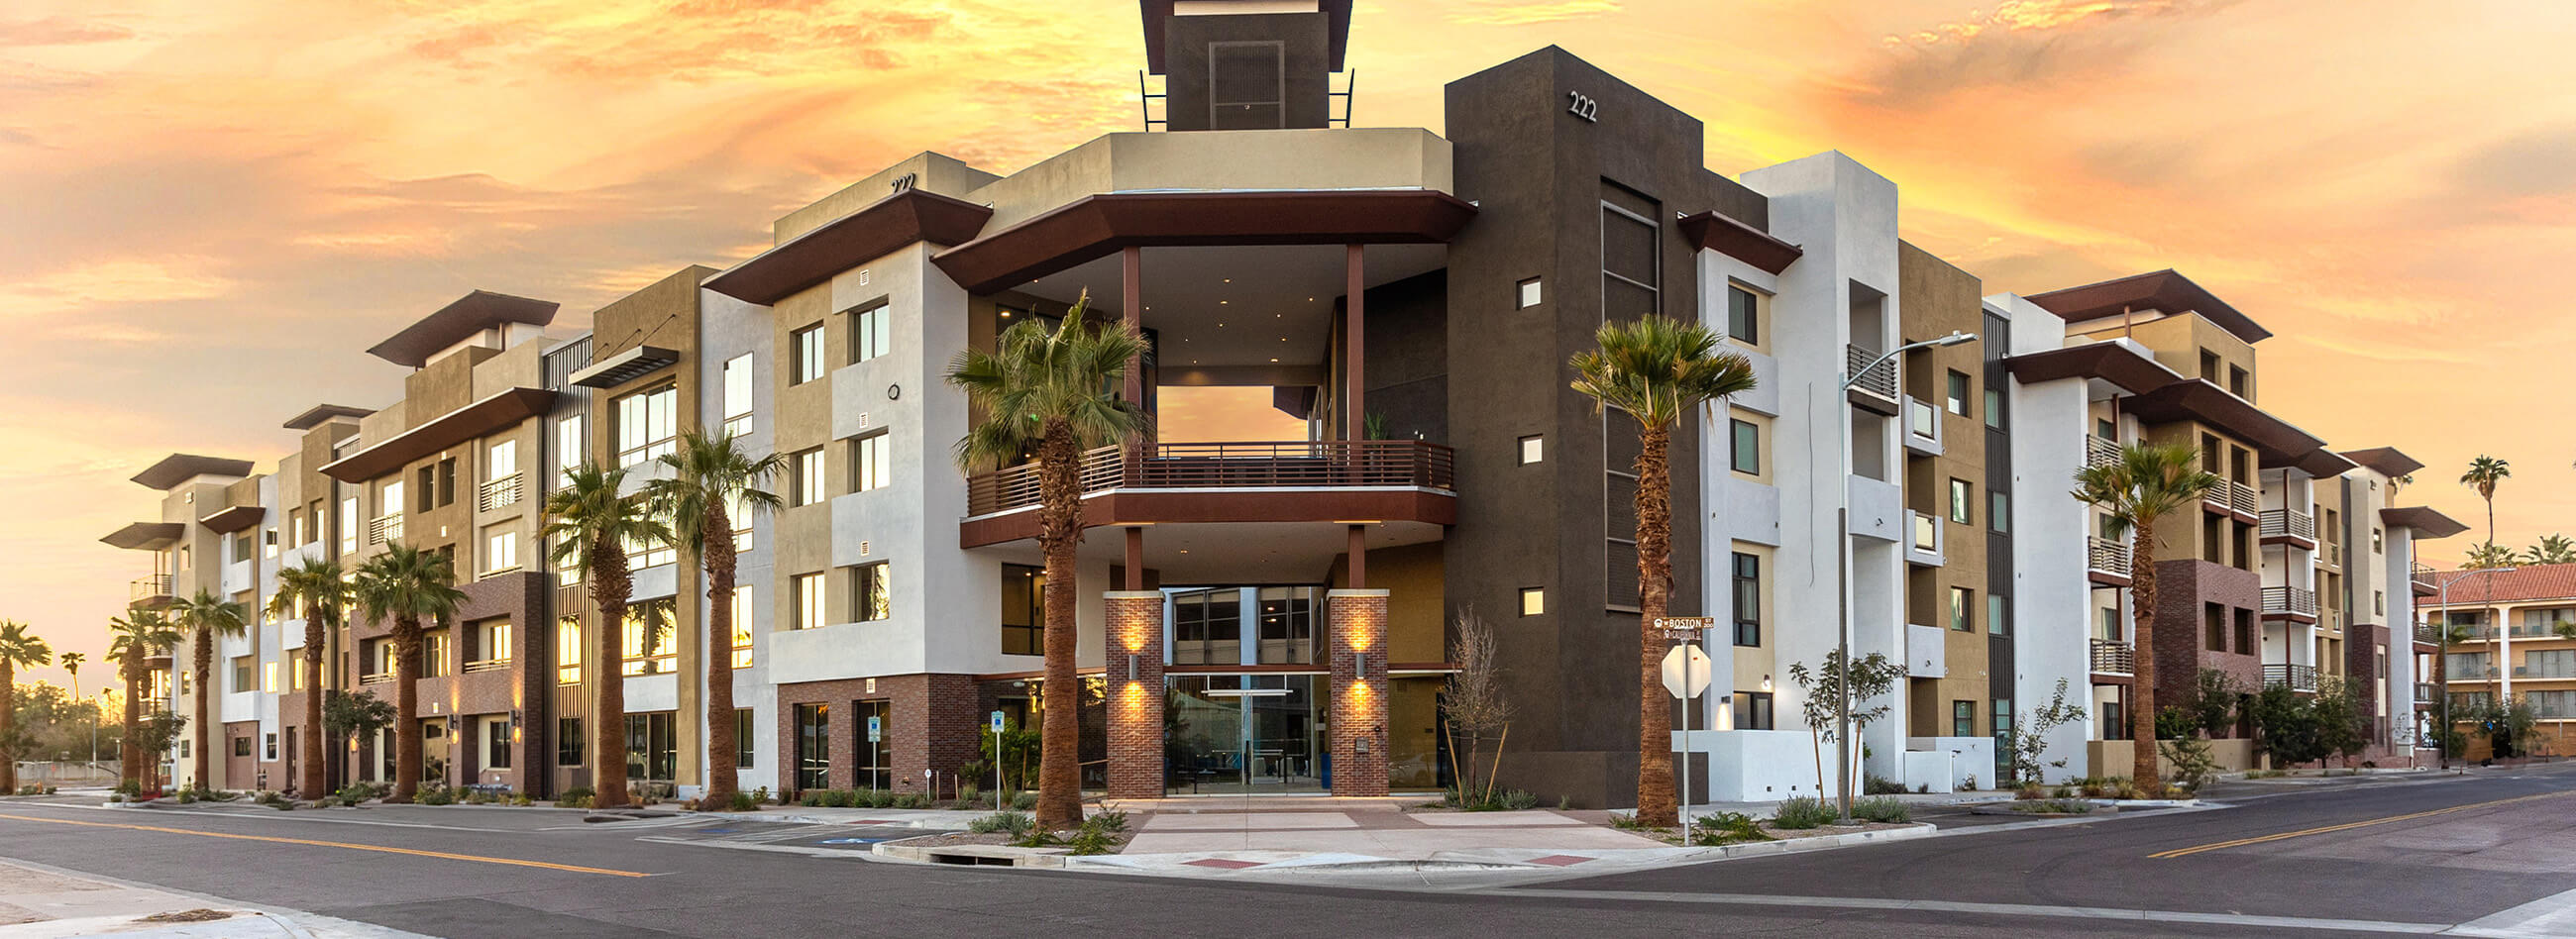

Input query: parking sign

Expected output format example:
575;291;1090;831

990;710;1006;734
867;715;883;742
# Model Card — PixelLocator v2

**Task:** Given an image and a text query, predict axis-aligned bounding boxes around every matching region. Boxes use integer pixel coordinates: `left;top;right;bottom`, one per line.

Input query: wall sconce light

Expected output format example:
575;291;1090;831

1761;675;1773;692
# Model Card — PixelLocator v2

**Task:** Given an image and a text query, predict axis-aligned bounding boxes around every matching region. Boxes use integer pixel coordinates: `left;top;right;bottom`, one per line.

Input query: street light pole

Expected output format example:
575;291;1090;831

1834;330;1974;819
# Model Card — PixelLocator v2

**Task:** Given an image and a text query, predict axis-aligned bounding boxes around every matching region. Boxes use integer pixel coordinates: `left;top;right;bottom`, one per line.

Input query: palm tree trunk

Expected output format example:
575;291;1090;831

2129;518;2160;787
121;667;141;788
1633;423;1677;827
389;619;422;802
701;502;739;809
192;630;212;790
302;613;328;799
1033;423;1084;830
590;540;633;809
2486;496;2497;548
1;658;15;793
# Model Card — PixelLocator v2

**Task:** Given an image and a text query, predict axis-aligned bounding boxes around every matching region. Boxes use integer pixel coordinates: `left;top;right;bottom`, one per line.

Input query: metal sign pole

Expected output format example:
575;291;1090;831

990;710;1006;812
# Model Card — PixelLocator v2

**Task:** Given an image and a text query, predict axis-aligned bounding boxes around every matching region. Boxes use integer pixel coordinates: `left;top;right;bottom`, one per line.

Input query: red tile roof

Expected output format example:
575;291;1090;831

2422;564;2576;604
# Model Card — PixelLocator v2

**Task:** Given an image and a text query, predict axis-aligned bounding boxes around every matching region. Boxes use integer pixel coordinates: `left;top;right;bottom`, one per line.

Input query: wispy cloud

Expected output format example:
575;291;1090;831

1449;2;1624;27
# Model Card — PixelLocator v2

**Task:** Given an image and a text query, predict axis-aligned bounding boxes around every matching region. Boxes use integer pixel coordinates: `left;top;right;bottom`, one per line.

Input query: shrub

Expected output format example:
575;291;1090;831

2051;785;2076;799
176;791;195;804
116;781;143;796
1084;810;1129;834
2010;799;2093;814
864;788;898;808
752;786;772;805
1009;790;1037;811
1609;812;1661;831
1066;828;1116;855
798;790;823;807
969;810;1034;836
556;786;596;809
827;789;858;808
2160;735;2220;790
893;792;931;809
1850;797;1910;823
1690;811;1772;846
1864;775;1905;795
1770;796;1837;830
1500;789;1540;811
512;793;533;806
957;783;981;806
2014;782;2046;800
729;791;757;812
419;787;455;806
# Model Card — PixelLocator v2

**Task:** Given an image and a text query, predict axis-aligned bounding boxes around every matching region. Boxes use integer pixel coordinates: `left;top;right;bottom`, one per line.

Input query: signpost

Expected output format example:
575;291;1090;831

1658;617;1714;819
866;715;883;793
990;710;1006;811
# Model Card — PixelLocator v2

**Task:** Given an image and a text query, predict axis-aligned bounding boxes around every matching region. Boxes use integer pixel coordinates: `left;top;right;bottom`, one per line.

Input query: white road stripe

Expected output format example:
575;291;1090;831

2446;886;2576;938
1485;887;2456;934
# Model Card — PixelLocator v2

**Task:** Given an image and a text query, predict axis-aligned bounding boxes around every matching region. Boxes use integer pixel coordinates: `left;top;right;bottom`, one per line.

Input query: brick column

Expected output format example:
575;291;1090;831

1329;588;1390;796
1105;591;1165;799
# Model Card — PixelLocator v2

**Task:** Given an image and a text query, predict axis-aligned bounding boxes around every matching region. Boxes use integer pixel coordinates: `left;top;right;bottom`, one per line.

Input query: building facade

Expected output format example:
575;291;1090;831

2419;565;2576;761
100;1;2466;804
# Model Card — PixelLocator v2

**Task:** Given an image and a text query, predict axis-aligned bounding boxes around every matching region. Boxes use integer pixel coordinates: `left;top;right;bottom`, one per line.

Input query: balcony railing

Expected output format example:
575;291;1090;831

129;574;173;604
366;512;403;546
2263;585;2317;618
964;440;1456;517
359;672;394;686
2086;437;2120;469
2416;623;2443;644
2259;509;2315;543
2412;564;2437;590
2088;536;2131;577
463;658;510;675
1845;344;1897;400
2415;682;2436;703
2091;638;2135;675
2263;663;2318;691
478;472;523;512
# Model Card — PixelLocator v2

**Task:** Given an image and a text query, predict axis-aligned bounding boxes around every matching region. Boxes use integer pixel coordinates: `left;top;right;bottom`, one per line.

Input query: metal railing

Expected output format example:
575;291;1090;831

2415;682;2436;703
2086;437;2120;469
359;672;394;686
463;659;510;675
2259;509;2315;542
478;472;522;512
2091;639;2135;675
2416;623;2442;644
2263;663;2318;691
129;574;173;603
2263;585;2317;617
2229;480;2260;515
2412;564;2437;589
2088;536;2131;576
366;512;402;546
1845;345;1897;400
964;440;1457;516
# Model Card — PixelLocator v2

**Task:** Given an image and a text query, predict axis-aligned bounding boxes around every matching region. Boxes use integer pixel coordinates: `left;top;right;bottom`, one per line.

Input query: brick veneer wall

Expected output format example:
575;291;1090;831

774;673;979;794
2153;559;2261;707
1328;589;1390;796
1104;591;1166;798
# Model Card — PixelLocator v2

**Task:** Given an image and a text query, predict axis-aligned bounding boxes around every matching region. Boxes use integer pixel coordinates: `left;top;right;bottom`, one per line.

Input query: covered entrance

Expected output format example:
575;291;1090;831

1169;675;1326;793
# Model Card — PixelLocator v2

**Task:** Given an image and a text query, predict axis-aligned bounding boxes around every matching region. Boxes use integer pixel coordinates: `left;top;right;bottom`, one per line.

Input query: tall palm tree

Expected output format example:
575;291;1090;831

2521;534;2576;566
351;545;465;803
269;558;348;798
0;621;54;792
946;291;1146;830
2464;542;2519;570
108;611;179;788
2074;441;2221;787
57;651;85;766
543;464;669;811
169;590;247;790
2461;455;2511;547
643;430;785;810
1569;316;1758;828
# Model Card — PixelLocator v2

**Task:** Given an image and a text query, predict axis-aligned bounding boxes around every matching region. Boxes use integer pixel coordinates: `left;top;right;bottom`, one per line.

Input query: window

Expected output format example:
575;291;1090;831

1518;435;1544;466
615;384;678;466
556;416;584;484
1256;586;1321;665
265;733;277;761
2372;528;2384;554
558;717;584;766
1002;564;1044;656
851;305;890;364
287;507;305;546
795;703;830;790
2374;590;2386;616
1984;388;2002;428
230;656;254;693
620;600;679;676
1725;284;1760;344
1520;587;1546;617
1953;700;1976;737
1517;277;1544;309
1731;552;1762;647
1945;370;1971;416
1987;593;2009;636
488;439;517;481
2199;349;2220;379
624;712;677;782
1949;478;1973;524
793;448;826;506
379;479;404;522
262;661;277;693
721;354;753;438
2200;603;2225;652
556;616;582;685
791;324;826;384
730;589;753;669
2094;418;2116;441
1208;40;1285;129
795;573;826;631
851;434;891;493
1990;491;2009;533
851;563;890;622
234;736;253;758
263;527;278;559
1991;699;2014;780
1734;691;1773;730
484;526;517;574
1730;419;1761;475
1173;588;1241;665
470;618;511;666
416;466;435;513
484;716;512;770
1950;586;1974;632
736;708;756;769
422;628;451;678
622;520;675;570
2228;365;2250;398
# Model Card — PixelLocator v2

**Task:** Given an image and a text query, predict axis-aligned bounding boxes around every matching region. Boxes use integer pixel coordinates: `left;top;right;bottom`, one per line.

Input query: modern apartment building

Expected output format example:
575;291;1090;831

2420;565;2576;760
100;1;2466;805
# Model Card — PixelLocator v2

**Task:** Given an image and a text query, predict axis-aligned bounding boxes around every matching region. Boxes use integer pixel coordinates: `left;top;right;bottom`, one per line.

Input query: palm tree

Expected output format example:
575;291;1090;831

2074;442;2221;787
0;621;54;792
1568;316;1758;827
643;430;785;810
269;558;348;798
169;590;248;790
2521;534;2576;566
2461;455;2511;546
2464;542;2519;570
57;651;86;766
350;545;465;803
946;291;1146;830
108;611;179;788
542;464;670;811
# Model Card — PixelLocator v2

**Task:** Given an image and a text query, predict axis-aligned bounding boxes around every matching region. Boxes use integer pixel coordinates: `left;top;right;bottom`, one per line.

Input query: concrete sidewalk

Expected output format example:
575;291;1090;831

0;858;420;939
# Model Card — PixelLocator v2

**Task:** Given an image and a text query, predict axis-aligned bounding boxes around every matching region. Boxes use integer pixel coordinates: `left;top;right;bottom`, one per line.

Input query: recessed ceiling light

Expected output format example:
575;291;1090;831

1220;300;1229;305
1223;278;1233;283
1270;358;1279;363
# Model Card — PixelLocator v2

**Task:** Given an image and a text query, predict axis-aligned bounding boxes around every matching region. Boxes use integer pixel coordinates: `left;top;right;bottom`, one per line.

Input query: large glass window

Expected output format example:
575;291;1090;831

794;573;826;631
851;434;891;493
851;305;890;364
721;353;752;439
1174;588;1242;665
556;416;584;485
793;448;825;506
1730;419;1760;475
795;702;830;790
615;384;678;466
620;598;677;676
1733;691;1773;730
851;563;890;622
483;716;512;771
1001;564;1043;656
1731;552;1761;647
1256;586;1320;665
730;589;753;669
791;324;825;384
1725;284;1760;345
421;629;450;678
556;616;582;685
624;711;677;782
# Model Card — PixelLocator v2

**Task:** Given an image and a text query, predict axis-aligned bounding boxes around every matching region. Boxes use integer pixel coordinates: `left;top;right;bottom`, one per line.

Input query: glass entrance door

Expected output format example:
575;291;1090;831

1168;675;1323;793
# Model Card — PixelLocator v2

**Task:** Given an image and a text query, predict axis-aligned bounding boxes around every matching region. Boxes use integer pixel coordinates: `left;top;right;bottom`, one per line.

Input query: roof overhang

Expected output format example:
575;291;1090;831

2339;447;2426;479
2382;506;2470;539
570;345;681;389
318;387;556;483
2027;269;2273;344
131;454;254;490
101;522;185;551
366;291;558;367
2001;341;2178;395
2124;379;2346;471
1677;210;1800;274
198;503;266;534
282;403;375;431
931;189;1478;294
703;189;995;306
1141;0;1352;73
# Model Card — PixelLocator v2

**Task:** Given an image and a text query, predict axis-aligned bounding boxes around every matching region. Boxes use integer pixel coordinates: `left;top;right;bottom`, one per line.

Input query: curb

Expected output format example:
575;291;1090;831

871;840;1071;868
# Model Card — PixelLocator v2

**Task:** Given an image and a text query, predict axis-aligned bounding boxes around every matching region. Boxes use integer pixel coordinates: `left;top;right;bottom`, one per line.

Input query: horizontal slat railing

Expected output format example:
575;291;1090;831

2259;509;2314;541
965;441;1458;516
2091;639;2134;675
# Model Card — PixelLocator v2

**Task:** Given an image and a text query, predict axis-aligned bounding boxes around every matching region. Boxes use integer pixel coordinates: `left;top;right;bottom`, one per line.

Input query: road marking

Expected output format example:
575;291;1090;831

1487;887;2452;934
2147;790;2574;859
2450;885;2576;938
0;812;655;878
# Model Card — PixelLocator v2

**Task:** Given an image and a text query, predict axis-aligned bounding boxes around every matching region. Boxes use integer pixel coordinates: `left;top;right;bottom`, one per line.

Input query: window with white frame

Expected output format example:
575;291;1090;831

484;525;518;574
794;573;826;631
339;497;359;553
488;439;517;480
793;448;826;506
851;433;891;493
851;305;890;364
556;415;584;484
615;384;678;466
722;353;752;439
792;324;825;384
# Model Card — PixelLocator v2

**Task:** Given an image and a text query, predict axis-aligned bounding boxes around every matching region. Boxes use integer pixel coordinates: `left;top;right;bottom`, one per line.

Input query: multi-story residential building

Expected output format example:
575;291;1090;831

2420;564;2576;760
97;1;2467;804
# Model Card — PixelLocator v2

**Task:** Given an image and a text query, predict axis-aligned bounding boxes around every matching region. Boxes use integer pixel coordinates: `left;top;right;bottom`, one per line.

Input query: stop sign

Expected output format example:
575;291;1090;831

1661;645;1712;698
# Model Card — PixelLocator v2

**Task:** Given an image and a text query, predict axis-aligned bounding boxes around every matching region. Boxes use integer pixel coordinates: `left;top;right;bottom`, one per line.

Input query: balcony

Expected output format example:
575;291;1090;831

2263;585;2318;621
2088;536;2132;584
2203;479;2259;519
366;512;403;547
129;574;174;607
2415;682;2436;705
2415;623;2443;650
478;472;523;512
2259;509;2316;548
959;440;1456;548
2412;563;2438;595
463;658;510;675
1905;509;1944;568
2086;436;2120;469
1845;344;1898;414
1901;396;1943;456
2263;663;2318;691
2091;639;2135;676
359;672;394;686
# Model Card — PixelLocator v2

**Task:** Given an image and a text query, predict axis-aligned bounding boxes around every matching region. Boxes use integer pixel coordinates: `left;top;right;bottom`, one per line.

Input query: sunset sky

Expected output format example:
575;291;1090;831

5;0;2573;686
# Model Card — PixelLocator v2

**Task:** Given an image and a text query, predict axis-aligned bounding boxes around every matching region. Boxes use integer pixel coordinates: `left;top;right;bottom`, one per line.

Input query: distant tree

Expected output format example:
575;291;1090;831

1788;650;1905;814
1442;607;1514;807
2002;678;2090;785
2311;676;2371;768
2248;684;2325;768
2178;669;2244;739
2463;542;2519;570
2520;534;2576;566
0;620;53;791
2460;455;2511;547
130;711;188;792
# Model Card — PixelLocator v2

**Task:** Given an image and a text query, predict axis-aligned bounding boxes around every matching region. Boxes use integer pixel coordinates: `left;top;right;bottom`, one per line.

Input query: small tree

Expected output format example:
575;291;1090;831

1787;650;1905;813
2002;679;2090;785
2312;676;2371;768
130;711;188;792
2248;684;2324;768
2474;696;2540;759
323;689;396;743
2179;669;2242;739
1441;607;1513;807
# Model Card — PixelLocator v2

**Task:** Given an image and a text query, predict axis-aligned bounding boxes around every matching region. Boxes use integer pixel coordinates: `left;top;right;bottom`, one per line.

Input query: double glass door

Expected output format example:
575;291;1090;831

1169;676;1323;793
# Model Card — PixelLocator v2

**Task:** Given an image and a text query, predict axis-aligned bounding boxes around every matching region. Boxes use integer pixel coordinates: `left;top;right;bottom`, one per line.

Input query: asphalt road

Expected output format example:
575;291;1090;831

3;766;2572;938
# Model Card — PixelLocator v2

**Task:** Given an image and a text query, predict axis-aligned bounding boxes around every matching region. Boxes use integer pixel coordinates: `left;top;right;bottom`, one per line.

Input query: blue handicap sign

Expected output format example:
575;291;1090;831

991;710;1007;733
